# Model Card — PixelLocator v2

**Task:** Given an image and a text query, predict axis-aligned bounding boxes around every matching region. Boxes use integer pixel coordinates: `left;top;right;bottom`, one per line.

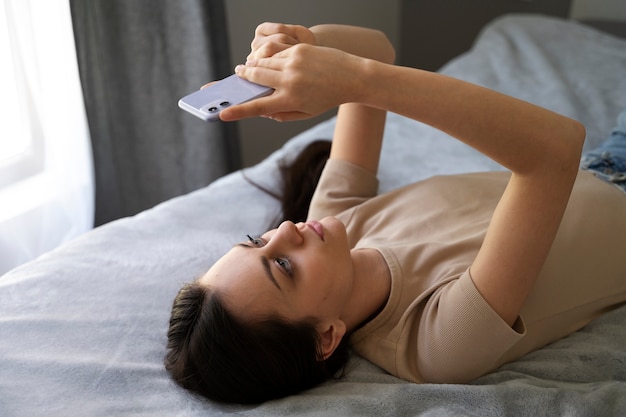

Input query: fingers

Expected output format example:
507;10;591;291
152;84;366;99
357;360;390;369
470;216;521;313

248;22;316;60
200;81;218;89
268;111;311;122
220;101;310;123
240;56;285;73
248;34;298;61
234;61;280;87
219;96;277;121
220;53;301;121
254;22;309;41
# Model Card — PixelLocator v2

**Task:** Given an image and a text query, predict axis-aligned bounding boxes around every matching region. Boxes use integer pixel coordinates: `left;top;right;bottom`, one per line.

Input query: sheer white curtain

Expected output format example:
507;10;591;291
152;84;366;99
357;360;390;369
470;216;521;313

0;0;93;275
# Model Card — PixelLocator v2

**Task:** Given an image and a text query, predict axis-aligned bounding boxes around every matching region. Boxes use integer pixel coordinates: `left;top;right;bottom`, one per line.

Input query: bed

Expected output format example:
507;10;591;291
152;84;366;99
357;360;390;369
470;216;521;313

1;14;625;417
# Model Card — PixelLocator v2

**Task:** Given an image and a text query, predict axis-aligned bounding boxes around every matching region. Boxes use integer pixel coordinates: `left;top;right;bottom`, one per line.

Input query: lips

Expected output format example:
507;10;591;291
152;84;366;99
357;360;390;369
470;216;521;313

306;220;324;241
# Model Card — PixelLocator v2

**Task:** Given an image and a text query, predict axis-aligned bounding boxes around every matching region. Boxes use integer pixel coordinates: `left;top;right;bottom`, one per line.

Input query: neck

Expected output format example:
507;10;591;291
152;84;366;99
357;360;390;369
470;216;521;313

342;248;391;332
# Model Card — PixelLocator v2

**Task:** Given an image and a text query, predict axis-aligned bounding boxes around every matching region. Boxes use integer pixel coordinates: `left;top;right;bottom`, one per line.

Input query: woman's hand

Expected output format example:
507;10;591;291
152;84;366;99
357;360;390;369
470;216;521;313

221;44;363;122
247;22;316;61
220;23;394;122
220;22;329;122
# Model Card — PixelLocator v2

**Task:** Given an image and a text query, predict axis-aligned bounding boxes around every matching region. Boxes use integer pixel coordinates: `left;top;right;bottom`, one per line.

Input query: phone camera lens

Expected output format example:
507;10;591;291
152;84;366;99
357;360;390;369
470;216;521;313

208;107;218;113
220;101;230;107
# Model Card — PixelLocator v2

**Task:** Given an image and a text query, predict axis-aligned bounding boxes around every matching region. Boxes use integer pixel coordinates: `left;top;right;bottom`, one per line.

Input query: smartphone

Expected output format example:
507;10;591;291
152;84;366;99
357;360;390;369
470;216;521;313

178;74;273;122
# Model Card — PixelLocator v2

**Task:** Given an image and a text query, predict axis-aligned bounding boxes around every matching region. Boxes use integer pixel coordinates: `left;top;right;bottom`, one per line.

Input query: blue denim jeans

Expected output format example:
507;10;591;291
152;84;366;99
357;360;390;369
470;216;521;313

580;109;626;194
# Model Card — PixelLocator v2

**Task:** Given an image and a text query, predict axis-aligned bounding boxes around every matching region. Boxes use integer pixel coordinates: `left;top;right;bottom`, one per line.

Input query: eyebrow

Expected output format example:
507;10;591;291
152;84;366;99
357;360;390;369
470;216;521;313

260;256;281;291
236;243;281;291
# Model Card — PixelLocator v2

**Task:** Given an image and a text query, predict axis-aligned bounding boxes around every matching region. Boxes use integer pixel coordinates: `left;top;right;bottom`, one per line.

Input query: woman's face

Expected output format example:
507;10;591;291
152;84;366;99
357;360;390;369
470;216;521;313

198;216;354;327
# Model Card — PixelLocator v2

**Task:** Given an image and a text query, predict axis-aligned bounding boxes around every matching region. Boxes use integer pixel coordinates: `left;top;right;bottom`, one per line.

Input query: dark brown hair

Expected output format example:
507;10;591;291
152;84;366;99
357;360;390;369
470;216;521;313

278;140;332;223
165;282;350;404
242;140;332;225
165;140;348;404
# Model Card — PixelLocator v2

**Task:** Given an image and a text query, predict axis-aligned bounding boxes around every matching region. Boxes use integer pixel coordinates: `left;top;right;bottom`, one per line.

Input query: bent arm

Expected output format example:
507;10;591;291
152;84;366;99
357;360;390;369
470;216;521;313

226;27;585;325
356;63;585;325
310;25;394;175
226;24;395;175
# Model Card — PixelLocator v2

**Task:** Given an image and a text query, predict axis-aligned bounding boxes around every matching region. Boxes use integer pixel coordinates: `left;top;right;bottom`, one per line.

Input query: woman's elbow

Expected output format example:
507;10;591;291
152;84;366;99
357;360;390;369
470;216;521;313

564;118;586;165
570;119;586;154
367;28;395;64
549;117;586;178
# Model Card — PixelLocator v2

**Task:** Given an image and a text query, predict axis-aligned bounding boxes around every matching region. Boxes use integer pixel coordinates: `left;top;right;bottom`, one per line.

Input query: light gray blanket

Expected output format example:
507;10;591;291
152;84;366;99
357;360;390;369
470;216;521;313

1;14;625;417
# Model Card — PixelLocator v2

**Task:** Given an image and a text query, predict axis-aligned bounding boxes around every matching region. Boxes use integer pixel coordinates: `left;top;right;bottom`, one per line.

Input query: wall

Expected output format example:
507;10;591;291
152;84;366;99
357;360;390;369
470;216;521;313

226;0;625;168
570;0;626;20
225;0;400;167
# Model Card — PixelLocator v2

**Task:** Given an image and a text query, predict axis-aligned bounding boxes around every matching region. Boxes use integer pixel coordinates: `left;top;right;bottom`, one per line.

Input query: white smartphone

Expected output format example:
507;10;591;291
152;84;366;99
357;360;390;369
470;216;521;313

178;74;273;122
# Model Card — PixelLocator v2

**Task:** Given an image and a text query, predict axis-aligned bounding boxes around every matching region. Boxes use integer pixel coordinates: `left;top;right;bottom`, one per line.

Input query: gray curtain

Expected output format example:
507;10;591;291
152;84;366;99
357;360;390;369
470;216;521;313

70;0;240;225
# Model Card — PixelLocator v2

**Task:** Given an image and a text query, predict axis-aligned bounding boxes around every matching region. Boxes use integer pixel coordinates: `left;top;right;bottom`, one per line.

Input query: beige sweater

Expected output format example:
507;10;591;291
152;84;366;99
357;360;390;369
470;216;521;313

308;159;626;383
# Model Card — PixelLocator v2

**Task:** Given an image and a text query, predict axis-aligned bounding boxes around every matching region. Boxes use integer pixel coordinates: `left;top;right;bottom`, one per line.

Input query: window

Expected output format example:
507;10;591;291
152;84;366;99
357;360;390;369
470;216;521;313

0;0;93;275
0;1;43;190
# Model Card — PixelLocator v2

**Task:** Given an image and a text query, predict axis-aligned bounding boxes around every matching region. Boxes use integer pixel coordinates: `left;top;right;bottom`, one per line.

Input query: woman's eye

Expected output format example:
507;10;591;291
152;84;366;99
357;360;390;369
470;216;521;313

276;258;293;277
246;234;265;246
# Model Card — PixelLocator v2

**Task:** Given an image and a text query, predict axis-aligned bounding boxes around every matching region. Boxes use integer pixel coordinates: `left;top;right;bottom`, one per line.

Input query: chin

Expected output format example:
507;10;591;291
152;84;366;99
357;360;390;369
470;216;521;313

320;216;345;231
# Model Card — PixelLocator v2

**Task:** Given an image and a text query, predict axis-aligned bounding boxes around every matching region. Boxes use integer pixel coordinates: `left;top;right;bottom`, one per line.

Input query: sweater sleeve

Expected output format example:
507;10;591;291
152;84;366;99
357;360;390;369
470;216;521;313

415;269;526;383
307;158;379;221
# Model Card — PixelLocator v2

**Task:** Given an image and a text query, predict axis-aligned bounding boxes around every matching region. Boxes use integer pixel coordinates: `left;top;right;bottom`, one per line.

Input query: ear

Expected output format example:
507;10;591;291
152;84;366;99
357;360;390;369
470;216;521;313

317;320;347;361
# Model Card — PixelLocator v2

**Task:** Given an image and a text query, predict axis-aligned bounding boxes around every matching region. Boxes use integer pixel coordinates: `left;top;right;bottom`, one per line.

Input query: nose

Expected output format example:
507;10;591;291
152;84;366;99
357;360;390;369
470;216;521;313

273;221;304;247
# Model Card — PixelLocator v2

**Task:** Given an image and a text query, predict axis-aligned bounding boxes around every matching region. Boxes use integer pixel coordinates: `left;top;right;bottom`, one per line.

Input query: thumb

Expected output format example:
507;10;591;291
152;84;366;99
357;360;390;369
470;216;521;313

219;95;277;121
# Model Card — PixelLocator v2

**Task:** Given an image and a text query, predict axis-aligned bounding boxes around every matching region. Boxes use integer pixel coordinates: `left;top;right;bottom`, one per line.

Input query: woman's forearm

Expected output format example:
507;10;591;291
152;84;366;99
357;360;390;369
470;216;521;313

344;60;585;324
353;61;584;175
310;24;395;64
308;25;392;174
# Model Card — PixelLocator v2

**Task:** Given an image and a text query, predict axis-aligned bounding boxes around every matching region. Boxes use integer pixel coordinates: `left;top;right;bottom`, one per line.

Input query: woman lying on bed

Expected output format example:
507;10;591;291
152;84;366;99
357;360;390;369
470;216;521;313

165;23;626;404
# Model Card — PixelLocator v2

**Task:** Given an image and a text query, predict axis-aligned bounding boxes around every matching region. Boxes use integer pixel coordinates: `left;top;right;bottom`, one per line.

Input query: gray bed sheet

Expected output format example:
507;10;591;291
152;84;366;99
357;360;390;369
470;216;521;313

1;14;626;417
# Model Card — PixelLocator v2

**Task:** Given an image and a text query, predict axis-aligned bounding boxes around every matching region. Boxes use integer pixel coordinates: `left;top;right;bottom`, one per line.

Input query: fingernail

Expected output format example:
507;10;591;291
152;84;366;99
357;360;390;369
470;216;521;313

235;64;244;74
